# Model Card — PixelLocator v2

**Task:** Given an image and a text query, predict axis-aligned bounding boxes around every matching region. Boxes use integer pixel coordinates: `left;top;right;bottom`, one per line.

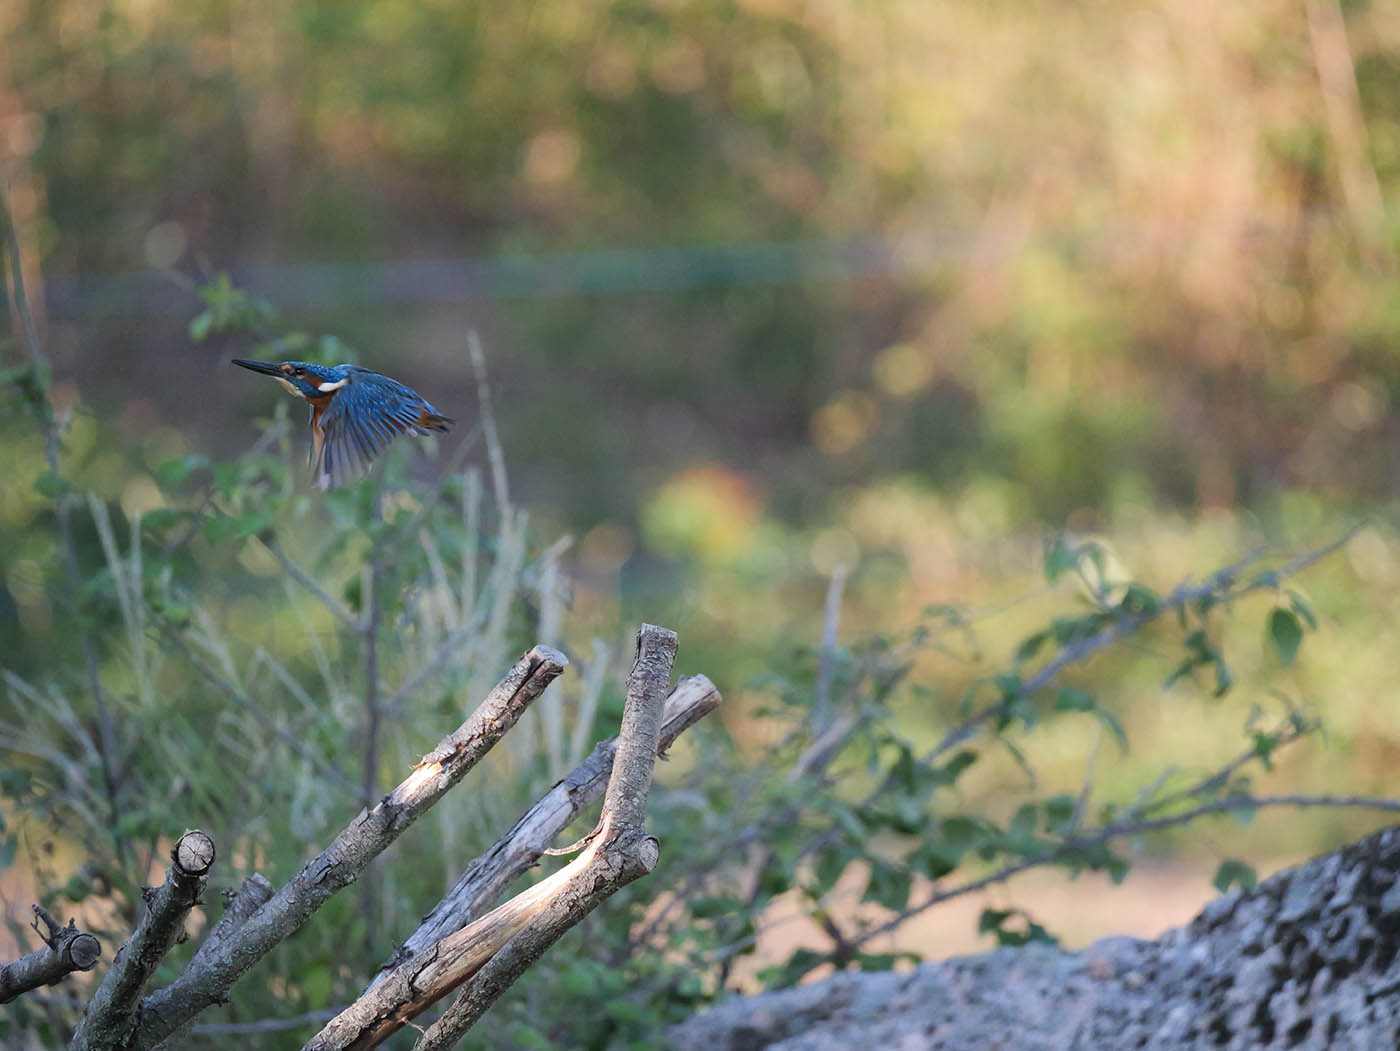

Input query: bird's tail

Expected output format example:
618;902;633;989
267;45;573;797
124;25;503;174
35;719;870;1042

418;411;454;433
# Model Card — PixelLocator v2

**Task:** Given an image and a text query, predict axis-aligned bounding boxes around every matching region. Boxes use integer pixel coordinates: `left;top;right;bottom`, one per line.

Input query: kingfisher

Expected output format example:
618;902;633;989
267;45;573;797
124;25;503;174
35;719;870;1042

233;358;454;488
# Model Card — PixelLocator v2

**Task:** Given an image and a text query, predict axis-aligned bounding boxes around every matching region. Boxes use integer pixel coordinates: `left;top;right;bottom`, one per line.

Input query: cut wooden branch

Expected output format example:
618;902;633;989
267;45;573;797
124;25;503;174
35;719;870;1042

0;905;101;1004
187;874;277;973
129;645;568;1050
374;673;719;981
414;624;678;1048
151;874;276;1051
70;830;216;1051
306;624;680;1051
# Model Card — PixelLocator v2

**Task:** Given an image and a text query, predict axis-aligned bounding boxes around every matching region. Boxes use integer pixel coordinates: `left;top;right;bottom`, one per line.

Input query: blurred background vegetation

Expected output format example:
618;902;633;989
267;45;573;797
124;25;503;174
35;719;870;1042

3;0;1400;1046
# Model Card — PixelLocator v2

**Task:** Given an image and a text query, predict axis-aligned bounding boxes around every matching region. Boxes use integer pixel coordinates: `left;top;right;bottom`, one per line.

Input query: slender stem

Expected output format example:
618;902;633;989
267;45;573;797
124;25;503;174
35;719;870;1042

259;534;362;631
361;486;385;957
841;792;1400;958
468;331;510;511
812;564;847;732
0;189;126;872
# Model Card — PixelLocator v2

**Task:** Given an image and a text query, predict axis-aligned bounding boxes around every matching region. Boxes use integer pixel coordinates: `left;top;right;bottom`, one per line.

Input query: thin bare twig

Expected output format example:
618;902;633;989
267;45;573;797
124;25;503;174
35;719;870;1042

259;534;362;631
812;564;848;731
845;792;1400;954
467;330;510;511
360;486;386;951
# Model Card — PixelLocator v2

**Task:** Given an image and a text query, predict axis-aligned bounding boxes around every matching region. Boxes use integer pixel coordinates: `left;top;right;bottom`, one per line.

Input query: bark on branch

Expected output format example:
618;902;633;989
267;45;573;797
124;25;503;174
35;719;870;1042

129;645;568;1050
0;905;101;1004
150;874;276;1051
305;624;681;1051
70;829;216;1051
375;673;721;980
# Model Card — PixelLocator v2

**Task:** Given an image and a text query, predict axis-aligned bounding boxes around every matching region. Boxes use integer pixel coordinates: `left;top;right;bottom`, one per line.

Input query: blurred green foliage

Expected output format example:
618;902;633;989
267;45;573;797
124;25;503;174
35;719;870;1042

3;0;1399;532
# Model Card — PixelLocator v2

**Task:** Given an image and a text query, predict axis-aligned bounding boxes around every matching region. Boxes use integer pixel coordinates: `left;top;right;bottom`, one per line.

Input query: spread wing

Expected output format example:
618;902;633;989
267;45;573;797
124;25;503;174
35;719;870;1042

312;369;452;489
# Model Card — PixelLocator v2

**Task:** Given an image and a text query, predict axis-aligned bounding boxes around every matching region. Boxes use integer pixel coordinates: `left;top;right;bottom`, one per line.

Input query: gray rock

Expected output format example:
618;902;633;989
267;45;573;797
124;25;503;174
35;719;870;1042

671;825;1400;1050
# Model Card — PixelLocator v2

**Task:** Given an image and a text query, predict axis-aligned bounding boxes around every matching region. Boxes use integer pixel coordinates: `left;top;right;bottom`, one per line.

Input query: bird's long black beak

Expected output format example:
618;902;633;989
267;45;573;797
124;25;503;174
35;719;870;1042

232;358;282;376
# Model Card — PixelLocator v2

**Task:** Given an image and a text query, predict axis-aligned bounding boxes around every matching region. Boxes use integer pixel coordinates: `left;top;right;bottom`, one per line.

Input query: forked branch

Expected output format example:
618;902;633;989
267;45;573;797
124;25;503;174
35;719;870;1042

376;673;721;979
306;625;682;1051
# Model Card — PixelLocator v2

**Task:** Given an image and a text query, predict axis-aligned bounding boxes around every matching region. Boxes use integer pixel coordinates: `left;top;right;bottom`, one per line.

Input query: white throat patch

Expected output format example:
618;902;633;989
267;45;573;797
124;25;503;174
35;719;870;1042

317;377;350;393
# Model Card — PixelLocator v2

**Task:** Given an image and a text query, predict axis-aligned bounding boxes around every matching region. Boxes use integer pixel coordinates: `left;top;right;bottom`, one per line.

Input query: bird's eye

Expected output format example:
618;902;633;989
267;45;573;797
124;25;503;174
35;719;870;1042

293;368;304;377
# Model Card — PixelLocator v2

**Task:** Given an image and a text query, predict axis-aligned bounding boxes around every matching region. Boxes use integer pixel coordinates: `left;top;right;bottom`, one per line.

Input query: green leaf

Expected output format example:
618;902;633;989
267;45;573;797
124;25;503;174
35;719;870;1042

939;815;992;853
1042;794;1077;833
1287;590;1317;630
854;951;904;972
0;838;16;870
977;907;1059;947
0;768;33;799
758;947;827;990
1044;535;1077;582
1053;686;1094;712
757;855;791;897
1267;607;1304;664
1015;630;1049;662
156;454;210;488
931;749;978;787
1251;732;1277;771
1212;858;1257;893
188;311;213;343
33;471;70;499
864;859;912;911
1008;803;1038;842
912;841;964;880
1117;583;1159;616
812;845;854;893
977;907;1014;935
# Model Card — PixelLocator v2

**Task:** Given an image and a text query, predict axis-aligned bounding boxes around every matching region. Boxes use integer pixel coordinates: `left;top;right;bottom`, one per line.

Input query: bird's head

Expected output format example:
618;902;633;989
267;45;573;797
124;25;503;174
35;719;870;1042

232;359;349;401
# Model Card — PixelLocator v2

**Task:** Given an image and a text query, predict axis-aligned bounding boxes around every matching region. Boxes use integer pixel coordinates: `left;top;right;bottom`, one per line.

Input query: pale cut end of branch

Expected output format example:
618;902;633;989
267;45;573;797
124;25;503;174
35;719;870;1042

416;645;568;771
0;907;102;1005
658;675;720;757
70;830;217;1051
174;830;216;877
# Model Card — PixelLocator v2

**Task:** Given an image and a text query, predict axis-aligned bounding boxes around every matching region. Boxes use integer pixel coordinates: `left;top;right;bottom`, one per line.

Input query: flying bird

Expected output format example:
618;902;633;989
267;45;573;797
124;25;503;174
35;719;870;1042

233;358;453;488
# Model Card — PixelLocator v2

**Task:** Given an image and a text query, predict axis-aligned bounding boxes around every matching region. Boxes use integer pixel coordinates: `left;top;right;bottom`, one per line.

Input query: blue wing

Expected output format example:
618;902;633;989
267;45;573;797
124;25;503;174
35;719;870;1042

313;368;451;488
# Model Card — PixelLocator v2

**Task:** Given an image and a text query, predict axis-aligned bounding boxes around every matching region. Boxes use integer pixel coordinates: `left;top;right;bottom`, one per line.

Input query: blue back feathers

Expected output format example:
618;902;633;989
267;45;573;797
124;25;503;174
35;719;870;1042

232;358;454;488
